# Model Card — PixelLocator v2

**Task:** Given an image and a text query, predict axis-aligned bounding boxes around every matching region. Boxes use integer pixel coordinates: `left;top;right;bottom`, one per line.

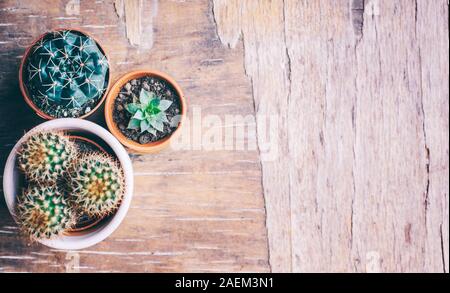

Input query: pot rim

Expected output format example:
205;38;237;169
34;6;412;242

2;118;134;250
104;70;187;153
18;28;111;120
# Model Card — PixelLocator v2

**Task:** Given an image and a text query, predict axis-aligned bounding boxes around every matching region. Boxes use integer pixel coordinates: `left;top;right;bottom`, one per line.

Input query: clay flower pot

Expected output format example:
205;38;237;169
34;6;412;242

104;70;186;153
2;119;134;250
19;28;110;119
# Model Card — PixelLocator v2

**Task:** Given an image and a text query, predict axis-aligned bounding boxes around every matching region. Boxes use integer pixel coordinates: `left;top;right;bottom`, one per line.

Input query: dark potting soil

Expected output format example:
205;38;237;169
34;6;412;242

29;92;102;118
112;76;181;144
74;138;99;153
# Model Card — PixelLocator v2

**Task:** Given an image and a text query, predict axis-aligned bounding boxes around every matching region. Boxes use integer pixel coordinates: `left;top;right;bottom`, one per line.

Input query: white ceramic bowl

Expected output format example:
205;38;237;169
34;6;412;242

2;118;134;250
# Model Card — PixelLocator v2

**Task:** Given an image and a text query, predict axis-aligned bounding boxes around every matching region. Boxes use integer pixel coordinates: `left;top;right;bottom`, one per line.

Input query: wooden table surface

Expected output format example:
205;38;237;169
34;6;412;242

0;0;448;273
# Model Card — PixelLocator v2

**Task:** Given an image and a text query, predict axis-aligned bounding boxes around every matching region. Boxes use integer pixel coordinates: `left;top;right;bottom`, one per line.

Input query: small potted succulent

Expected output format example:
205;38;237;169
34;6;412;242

2;119;133;249
19;29;110;119
104;70;186;153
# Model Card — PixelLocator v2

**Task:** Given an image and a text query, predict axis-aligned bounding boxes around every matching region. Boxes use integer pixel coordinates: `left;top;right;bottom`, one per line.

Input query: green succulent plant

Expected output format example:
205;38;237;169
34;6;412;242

69;152;125;217
17;185;76;240
18;131;76;184
126;89;173;136
23;30;109;118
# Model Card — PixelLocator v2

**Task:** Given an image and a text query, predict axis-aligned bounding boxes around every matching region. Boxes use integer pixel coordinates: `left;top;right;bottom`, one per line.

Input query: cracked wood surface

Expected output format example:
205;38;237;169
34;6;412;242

0;0;268;272
0;0;448;273
212;0;448;272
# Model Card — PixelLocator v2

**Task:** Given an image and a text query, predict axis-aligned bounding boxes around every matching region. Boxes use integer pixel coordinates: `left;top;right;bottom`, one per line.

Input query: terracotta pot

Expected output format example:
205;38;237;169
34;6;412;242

18;28;111;120
104;70;187;153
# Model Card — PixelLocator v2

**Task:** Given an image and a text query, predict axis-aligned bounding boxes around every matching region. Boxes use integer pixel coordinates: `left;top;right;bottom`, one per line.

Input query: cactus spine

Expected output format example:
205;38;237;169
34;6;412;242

70;152;124;217
17;185;75;240
18;131;76;184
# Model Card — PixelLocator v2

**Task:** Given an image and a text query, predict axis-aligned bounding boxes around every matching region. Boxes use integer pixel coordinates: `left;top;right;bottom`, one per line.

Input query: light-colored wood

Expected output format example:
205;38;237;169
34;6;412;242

212;0;293;272
213;0;448;272
104;70;187;153
0;0;268;272
416;0;449;273
114;0;156;49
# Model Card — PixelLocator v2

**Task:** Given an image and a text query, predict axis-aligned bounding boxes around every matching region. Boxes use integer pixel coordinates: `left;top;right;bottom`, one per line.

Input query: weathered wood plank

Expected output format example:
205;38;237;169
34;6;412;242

416;0;449;273
213;0;448;272
213;0;292;272
114;0;156;49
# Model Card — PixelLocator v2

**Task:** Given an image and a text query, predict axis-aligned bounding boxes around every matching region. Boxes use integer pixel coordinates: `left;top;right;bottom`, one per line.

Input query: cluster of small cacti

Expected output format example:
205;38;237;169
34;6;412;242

23;30;109;118
16;131;124;241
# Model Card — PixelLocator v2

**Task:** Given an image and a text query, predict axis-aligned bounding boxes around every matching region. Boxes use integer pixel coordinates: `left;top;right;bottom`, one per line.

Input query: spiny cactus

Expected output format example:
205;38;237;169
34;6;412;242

17;185;76;240
23;30;109;118
126;89;173;136
18;131;76;184
70;152;125;217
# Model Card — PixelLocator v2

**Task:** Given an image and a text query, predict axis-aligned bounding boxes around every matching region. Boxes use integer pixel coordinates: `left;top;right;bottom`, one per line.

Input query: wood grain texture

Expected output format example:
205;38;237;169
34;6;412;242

0;0;269;272
213;0;448;272
213;0;293;272
0;0;448;273
114;0;156;48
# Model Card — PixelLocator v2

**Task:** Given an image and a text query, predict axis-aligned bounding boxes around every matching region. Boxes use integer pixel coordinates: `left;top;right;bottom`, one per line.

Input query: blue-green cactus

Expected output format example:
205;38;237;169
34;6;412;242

23;30;109;118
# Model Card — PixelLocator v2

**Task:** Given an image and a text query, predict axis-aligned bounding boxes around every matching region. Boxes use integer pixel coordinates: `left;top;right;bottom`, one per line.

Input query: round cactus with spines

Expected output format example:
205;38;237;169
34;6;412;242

70;152;125;217
17;185;76;240
23;30;109;118
18;132;76;184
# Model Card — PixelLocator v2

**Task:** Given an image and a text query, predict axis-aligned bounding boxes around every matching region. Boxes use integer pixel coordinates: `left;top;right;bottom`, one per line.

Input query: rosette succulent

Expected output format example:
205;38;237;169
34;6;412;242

22;30;109;118
126;89;173;136
17;185;76;240
18;131;76;184
69;152;125;217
